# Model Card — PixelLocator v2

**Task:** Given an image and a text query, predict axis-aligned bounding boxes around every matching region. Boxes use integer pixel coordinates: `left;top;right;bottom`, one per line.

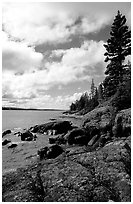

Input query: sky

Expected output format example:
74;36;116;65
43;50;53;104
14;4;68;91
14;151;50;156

2;2;131;109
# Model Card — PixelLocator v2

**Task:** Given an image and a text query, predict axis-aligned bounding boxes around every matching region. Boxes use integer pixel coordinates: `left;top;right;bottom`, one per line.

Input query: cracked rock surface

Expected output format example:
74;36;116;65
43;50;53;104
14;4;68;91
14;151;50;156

3;136;131;202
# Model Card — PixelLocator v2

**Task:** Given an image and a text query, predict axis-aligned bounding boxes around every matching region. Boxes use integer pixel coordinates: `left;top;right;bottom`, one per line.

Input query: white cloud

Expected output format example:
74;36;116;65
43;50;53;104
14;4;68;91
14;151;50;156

72;14;111;35
3;3;74;45
2;3;115;45
2;31;43;72
62;40;105;67
2;89;83;109
2;40;105;108
2;2;131;109
51;40;105;79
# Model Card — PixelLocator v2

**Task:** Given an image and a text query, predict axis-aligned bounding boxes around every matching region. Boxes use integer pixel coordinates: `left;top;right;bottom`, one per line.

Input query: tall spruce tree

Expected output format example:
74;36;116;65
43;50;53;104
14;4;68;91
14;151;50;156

98;83;104;102
90;78;96;99
103;10;131;97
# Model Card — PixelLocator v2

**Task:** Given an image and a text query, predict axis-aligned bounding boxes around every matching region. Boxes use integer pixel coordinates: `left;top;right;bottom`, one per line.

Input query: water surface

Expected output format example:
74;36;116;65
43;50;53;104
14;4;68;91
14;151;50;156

2;110;63;131
2;110;63;173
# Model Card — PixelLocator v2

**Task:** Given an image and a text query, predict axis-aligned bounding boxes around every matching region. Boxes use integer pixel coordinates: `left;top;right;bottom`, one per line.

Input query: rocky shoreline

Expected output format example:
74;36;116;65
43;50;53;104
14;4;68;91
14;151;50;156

2;105;131;202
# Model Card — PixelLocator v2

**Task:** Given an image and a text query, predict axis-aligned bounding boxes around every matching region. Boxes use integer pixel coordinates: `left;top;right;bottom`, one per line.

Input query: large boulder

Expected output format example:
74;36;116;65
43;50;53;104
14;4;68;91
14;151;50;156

2;139;11;146
37;145;64;160
30;120;72;135
52;121;72;134
66;128;89;145
82;106;114;138
21;131;34;141
74;135;89;145
47;145;64;159
2;129;11;137
112;108;131;138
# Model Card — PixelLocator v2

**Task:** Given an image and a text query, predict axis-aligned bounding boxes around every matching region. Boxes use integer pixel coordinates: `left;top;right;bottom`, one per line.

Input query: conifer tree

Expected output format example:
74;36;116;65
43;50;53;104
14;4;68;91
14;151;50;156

103;10;131;97
90;78;96;98
98;83;104;101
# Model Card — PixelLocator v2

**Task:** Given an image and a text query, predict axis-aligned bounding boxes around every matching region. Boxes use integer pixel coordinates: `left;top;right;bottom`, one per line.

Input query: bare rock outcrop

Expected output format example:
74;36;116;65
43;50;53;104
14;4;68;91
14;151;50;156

112;108;131;138
2;136;130;202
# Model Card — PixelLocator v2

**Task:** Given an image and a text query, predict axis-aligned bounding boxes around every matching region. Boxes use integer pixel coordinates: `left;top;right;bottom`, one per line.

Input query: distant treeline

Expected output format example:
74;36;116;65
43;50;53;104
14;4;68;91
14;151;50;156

2;107;64;111
69;10;131;114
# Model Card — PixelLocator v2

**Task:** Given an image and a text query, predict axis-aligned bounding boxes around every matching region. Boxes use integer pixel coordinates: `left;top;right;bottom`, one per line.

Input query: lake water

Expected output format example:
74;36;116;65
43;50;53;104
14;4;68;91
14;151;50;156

2;110;63;174
2;110;63;131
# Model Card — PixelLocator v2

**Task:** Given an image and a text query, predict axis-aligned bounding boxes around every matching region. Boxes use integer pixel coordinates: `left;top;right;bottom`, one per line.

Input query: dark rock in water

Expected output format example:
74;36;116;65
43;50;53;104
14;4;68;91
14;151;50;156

2;129;11;137
21;131;34;141
50;118;56;121
30;120;72;135
2;139;11;146
14;131;21;136
8;143;17;149
29;125;39;133
37;145;64;160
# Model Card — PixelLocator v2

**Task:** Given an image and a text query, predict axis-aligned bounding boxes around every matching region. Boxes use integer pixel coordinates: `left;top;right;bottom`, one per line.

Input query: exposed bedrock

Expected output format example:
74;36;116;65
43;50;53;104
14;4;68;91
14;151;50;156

112;108;131;138
2;136;131;202
46;107;131;149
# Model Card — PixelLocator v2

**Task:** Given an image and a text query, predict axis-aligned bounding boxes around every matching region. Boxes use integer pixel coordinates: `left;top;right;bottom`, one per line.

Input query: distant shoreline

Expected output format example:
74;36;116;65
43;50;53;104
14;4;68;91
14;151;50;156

2;107;66;111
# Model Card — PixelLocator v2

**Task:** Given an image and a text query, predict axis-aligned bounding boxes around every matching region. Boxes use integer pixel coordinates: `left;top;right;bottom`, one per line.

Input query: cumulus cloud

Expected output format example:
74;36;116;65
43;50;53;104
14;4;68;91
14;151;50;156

2;2;131;109
55;92;83;106
2;3;74;45
2;31;43;72
2;3;114;45
2;89;83;109
50;40;105;79
2;38;104;107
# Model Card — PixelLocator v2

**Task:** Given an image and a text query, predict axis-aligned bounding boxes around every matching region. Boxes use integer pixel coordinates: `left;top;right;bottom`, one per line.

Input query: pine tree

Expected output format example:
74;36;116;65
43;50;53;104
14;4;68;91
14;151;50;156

103;10;131;97
70;102;76;112
98;83;104;102
90;78;96;99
